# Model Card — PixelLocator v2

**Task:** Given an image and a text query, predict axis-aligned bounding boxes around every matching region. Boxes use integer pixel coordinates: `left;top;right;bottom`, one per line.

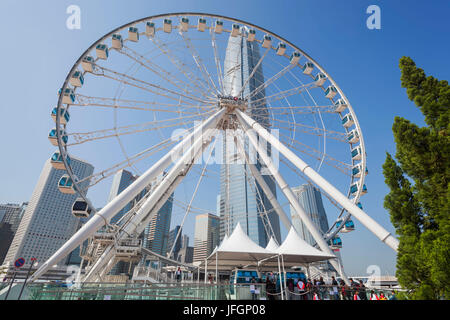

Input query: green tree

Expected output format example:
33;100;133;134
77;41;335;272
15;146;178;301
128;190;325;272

382;57;449;299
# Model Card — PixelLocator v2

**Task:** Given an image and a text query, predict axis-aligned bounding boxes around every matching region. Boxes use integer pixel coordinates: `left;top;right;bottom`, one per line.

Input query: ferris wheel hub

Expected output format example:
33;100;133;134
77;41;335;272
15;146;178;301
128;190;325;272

217;94;247;113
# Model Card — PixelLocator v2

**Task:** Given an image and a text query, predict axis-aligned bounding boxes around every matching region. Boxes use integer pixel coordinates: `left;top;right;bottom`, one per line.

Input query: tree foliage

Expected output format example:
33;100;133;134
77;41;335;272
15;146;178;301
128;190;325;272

382;57;449;299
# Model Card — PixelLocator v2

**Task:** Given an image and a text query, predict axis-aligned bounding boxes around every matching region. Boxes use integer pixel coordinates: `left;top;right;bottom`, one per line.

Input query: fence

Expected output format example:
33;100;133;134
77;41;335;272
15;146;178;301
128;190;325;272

20;282;396;300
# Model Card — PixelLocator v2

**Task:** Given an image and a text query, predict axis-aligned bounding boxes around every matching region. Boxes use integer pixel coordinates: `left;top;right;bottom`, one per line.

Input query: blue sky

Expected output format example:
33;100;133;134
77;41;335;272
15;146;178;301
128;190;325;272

0;0;448;275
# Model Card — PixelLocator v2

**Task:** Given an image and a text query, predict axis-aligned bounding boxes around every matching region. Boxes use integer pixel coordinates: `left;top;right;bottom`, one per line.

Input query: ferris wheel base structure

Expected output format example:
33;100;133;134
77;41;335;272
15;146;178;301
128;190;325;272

30;109;398;283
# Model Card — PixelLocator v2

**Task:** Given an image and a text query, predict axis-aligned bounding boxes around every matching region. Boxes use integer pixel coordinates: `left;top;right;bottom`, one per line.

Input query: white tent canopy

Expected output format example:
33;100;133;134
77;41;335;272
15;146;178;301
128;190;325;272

274;227;336;264
265;237;280;252
202;224;335;270
204;223;276;268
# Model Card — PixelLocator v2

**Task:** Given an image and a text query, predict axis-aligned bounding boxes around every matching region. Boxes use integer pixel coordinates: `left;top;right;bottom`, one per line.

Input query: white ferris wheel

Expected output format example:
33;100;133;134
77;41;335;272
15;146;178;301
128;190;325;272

35;13;398;283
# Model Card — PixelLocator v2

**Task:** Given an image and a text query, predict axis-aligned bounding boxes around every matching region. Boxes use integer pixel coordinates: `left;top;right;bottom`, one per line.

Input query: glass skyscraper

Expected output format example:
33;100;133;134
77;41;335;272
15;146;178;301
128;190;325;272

193;213;220;263
218;28;281;247
290;184;330;246
2;157;94;268
107;170;173;256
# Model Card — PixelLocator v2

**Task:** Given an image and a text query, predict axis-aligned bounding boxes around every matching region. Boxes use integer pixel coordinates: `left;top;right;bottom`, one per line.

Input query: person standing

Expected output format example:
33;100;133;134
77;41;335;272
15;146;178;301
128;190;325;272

331;276;339;300
297;277;306;300
306;278;312;300
389;290;397;300
176;267;182;282
370;290;379;300
358;280;367;300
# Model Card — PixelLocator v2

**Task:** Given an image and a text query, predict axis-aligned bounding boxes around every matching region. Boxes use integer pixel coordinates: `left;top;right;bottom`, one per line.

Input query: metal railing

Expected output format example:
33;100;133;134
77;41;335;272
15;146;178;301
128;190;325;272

20;281;398;300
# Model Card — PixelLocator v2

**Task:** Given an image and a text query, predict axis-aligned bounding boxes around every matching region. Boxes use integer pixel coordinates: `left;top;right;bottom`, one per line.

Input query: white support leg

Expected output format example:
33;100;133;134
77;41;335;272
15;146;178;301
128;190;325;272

84;127;217;282
234;136;292;233
238;114;350;285
30;109;225;282
236;110;399;252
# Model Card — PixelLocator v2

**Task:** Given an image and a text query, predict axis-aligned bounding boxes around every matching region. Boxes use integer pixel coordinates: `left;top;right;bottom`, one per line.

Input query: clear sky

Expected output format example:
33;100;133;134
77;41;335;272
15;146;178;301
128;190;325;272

0;0;448;276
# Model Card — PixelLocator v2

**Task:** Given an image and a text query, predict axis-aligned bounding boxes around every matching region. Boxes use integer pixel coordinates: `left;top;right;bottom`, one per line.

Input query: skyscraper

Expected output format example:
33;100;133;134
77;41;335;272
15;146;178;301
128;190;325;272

166;225;182;260
0;202;27;233
108;169;138;224
0;202;28;264
106;170;173;275
218;28;281;247
144;193;173;256
290;184;330;246
291;184;340;272
193;213;220;263
3;157;94;268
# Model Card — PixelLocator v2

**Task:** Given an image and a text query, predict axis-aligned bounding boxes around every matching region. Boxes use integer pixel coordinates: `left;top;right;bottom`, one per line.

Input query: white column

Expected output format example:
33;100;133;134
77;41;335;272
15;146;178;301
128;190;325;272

236;110;399;251
238;114;350;285
30;109;225;282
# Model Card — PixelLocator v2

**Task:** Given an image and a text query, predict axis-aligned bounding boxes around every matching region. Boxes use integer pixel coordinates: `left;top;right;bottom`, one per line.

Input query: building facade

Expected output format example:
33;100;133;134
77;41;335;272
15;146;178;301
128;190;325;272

2;157;93;268
290;184;330;245
166;225;182;260
193;213;220;262
218;28;281;247
0;202;28;264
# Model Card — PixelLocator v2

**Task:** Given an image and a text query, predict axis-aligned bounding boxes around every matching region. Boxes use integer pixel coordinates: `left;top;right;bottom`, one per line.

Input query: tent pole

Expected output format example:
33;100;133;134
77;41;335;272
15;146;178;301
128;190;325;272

277;255;284;300
281;255;287;299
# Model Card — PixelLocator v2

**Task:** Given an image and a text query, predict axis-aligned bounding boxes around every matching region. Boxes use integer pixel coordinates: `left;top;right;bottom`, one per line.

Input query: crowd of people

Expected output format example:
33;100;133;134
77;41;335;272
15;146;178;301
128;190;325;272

260;274;397;300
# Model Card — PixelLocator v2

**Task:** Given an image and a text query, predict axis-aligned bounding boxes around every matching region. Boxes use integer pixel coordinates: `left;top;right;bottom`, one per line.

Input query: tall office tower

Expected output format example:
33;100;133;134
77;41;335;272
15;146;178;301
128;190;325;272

181;234;190;249
0;223;14;265
193;213;220;262
0;202;27;233
290;184;341;272
290;184;330;245
144;194;173;256
0;202;28;264
2;157;94;268
218;28;281;247
166;225;182;260
178;246;194;264
108;169;138;224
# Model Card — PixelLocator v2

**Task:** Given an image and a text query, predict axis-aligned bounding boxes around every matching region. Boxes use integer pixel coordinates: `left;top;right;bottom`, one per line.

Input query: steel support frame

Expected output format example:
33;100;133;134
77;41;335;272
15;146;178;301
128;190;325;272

82;124;218;282
30;109;225;282
237;112;350;285
236;109;399;252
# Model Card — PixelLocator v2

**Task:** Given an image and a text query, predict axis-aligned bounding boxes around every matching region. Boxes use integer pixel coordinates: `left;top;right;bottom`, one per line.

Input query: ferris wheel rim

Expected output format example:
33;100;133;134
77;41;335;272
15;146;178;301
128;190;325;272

54;12;367;241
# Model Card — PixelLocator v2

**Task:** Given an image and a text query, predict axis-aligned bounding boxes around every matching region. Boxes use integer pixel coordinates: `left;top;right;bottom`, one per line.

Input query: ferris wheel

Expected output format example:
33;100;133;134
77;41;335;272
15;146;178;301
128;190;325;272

35;13;398;283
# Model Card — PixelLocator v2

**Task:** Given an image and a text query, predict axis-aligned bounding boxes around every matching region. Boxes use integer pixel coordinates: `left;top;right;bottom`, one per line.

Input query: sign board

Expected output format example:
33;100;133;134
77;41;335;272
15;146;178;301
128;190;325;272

14;257;25;268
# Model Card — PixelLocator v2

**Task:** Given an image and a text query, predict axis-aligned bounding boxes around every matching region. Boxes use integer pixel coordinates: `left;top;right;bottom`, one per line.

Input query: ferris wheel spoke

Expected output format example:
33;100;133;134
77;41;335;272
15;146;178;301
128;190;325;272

277;130;352;172
72;94;213;114
167;137;217;258
279;156;344;212
247;63;296;100
238;46;271;97
268;105;335;112
92;64;214;105
77;136;178;189
253;113;347;142
279;137;351;176
210;29;225;94
118;44;213;101
272;125;347;143
178;30;221;95
150;35;217;98
66;113;211;146
250;81;319;108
